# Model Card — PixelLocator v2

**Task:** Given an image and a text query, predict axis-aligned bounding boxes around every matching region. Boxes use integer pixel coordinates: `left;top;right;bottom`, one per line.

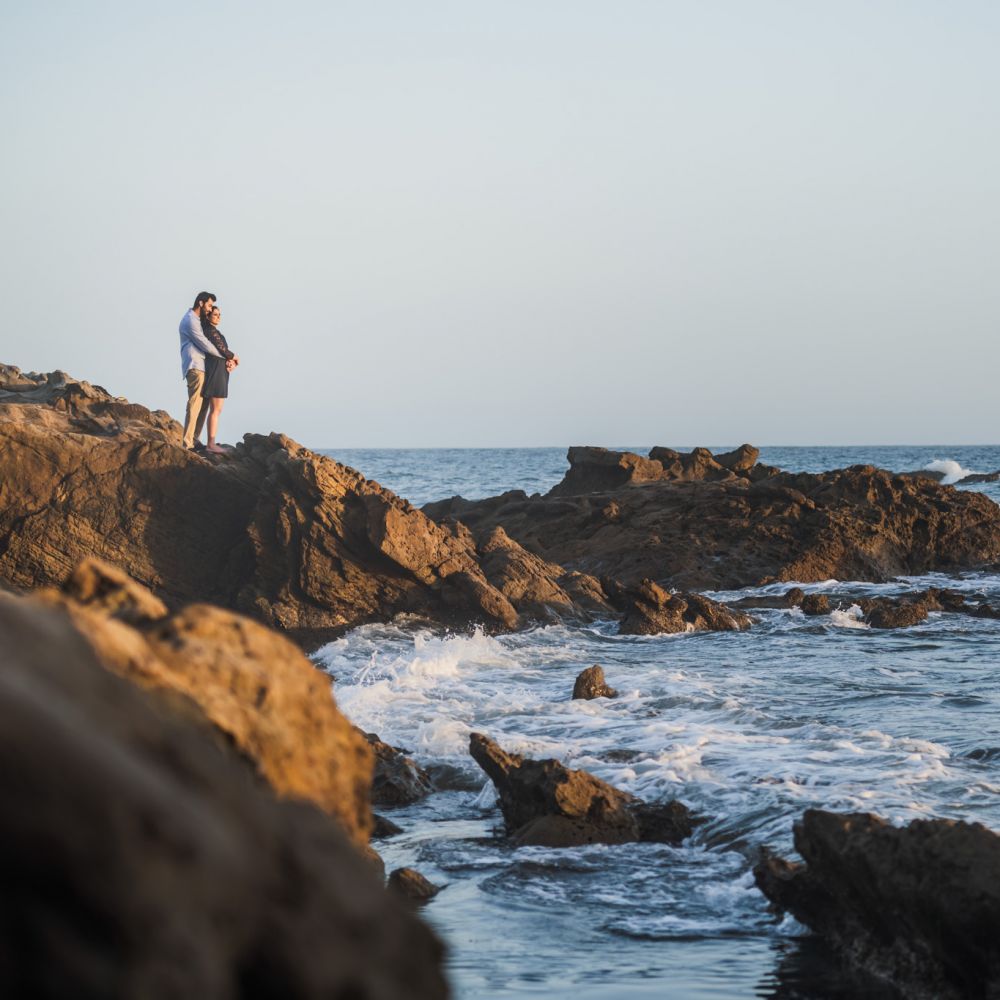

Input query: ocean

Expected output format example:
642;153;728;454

314;446;1000;999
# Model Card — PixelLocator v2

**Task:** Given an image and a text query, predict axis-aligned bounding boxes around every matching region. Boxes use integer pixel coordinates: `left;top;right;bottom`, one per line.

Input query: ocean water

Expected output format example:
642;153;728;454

314;446;1000;999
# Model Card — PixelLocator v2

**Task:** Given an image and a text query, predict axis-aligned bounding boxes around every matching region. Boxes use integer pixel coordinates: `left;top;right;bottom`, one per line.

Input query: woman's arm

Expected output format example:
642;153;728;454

203;324;234;360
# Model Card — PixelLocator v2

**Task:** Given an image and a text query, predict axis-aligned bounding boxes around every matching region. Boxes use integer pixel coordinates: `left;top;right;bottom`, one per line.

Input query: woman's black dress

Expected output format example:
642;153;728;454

201;325;233;399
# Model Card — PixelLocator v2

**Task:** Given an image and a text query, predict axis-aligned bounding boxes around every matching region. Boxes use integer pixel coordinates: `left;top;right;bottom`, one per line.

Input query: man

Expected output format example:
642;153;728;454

179;291;223;450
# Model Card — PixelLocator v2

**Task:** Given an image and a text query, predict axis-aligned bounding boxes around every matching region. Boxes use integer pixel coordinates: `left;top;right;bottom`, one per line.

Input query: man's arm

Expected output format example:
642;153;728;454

181;311;223;358
202;324;234;360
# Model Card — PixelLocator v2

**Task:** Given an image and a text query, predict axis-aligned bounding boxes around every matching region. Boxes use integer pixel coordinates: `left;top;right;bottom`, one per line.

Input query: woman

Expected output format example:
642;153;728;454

200;305;239;454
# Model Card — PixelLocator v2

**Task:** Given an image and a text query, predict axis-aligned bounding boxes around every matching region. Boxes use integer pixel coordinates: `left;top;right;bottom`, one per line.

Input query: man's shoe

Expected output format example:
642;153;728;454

192;441;207;453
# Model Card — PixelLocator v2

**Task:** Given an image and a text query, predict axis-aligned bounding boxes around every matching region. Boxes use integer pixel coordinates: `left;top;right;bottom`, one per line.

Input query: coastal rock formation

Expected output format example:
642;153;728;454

754;809;1000;1000
388;868;442;905
469;733;694;847
0;591;446;998
606;578;752;635
800;593;830;616
572;665;618;700
365;731;434;807
0;365;605;644
860;587;999;629
39;558;374;846
424;446;1000;591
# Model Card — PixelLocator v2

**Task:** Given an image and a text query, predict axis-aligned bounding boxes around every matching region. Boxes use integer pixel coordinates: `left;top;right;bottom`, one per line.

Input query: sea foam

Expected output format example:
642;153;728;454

924;458;979;485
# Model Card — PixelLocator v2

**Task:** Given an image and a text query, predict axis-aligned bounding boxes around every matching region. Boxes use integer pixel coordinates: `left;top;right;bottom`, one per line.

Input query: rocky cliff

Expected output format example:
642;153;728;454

424;445;1000;590
0;366;608;645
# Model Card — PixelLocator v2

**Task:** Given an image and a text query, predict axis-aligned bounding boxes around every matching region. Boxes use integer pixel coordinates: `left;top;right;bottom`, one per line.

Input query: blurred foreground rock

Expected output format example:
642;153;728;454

0;590;447;998
40;558;374;846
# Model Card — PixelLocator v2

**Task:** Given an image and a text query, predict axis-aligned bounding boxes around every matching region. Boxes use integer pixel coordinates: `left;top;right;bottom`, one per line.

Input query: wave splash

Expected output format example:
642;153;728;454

924;458;979;485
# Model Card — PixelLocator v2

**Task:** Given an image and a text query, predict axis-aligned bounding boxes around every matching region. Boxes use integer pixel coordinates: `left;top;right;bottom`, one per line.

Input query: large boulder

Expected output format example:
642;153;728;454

469;733;694;847
38;558;374;846
423;455;1000;592
754;809;1000;1000
0;592;446;998
0;365;605;644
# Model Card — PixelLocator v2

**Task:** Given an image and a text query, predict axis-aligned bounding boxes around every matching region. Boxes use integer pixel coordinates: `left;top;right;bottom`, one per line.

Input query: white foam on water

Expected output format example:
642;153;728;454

924;458;979;485
828;603;869;629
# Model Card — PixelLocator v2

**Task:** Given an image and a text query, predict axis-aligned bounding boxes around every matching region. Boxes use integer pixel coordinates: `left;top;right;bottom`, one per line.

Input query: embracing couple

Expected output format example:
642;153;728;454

178;291;240;453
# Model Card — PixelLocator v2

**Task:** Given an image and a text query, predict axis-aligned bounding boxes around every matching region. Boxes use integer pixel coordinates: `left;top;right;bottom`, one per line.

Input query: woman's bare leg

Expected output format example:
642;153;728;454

206;398;226;452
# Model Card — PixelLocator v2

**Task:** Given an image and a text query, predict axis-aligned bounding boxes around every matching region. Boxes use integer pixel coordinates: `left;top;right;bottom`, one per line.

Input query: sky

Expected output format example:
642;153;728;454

2;2;998;448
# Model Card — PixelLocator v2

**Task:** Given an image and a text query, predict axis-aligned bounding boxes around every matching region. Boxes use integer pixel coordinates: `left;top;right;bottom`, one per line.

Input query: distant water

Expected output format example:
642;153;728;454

313;446;1000;999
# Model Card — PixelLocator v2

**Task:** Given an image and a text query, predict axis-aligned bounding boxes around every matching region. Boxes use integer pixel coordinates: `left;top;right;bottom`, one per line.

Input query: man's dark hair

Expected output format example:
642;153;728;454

192;291;216;309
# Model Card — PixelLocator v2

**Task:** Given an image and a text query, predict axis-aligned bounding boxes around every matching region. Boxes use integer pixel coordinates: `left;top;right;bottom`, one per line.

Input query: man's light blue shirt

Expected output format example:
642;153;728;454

179;309;222;377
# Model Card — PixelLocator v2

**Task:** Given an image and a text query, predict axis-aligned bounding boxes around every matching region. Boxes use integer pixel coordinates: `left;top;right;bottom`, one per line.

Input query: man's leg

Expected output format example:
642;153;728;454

182;369;206;448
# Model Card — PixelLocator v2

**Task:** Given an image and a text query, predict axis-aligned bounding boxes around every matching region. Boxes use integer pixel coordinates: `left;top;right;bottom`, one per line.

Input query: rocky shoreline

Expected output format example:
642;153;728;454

3;364;1000;997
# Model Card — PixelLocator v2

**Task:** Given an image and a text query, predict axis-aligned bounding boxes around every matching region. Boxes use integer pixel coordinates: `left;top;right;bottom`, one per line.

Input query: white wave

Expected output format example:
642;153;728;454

924;458;979;485
829;604;870;629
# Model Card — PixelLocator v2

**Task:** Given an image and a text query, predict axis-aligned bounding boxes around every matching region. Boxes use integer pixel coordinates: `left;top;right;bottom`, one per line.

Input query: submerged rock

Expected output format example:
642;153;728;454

372;813;404;839
607;578;752;636
388;868;441;905
424;450;1000;592
754;809;1000;1000
572;664;618;700
469;733;694;847
0;591;447;998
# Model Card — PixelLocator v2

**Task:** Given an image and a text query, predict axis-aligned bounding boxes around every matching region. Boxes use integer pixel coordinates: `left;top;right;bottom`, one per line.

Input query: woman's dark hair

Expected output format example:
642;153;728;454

192;291;216;309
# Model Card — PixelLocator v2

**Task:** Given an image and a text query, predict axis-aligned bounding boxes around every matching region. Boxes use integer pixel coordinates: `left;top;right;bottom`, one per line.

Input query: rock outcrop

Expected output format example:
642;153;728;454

572;665;618;700
606;578;752;636
859;587;1000;629
800;593;830;616
754;809;1000;1000
0;365;606;644
38;558;374;846
388;868;442;905
470;733;694;848
424;447;1000;591
365;731;434;807
0;590;447;998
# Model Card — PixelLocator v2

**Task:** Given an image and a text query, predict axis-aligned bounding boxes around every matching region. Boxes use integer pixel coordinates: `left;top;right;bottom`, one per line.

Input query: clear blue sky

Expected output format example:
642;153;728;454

2;2;998;447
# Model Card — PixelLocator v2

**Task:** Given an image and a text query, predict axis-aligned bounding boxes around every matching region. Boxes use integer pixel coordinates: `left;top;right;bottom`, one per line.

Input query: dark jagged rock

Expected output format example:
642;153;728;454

423;448;1000;592
572;664;618;700
388;868;441;905
0;365;608;644
469;733;694;847
365;731;434;807
861;587;976;629
864;598;930;629
754;809;1000;1000
607;578;752;636
800;593;830;616
372;813;404;839
0;592;447;998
